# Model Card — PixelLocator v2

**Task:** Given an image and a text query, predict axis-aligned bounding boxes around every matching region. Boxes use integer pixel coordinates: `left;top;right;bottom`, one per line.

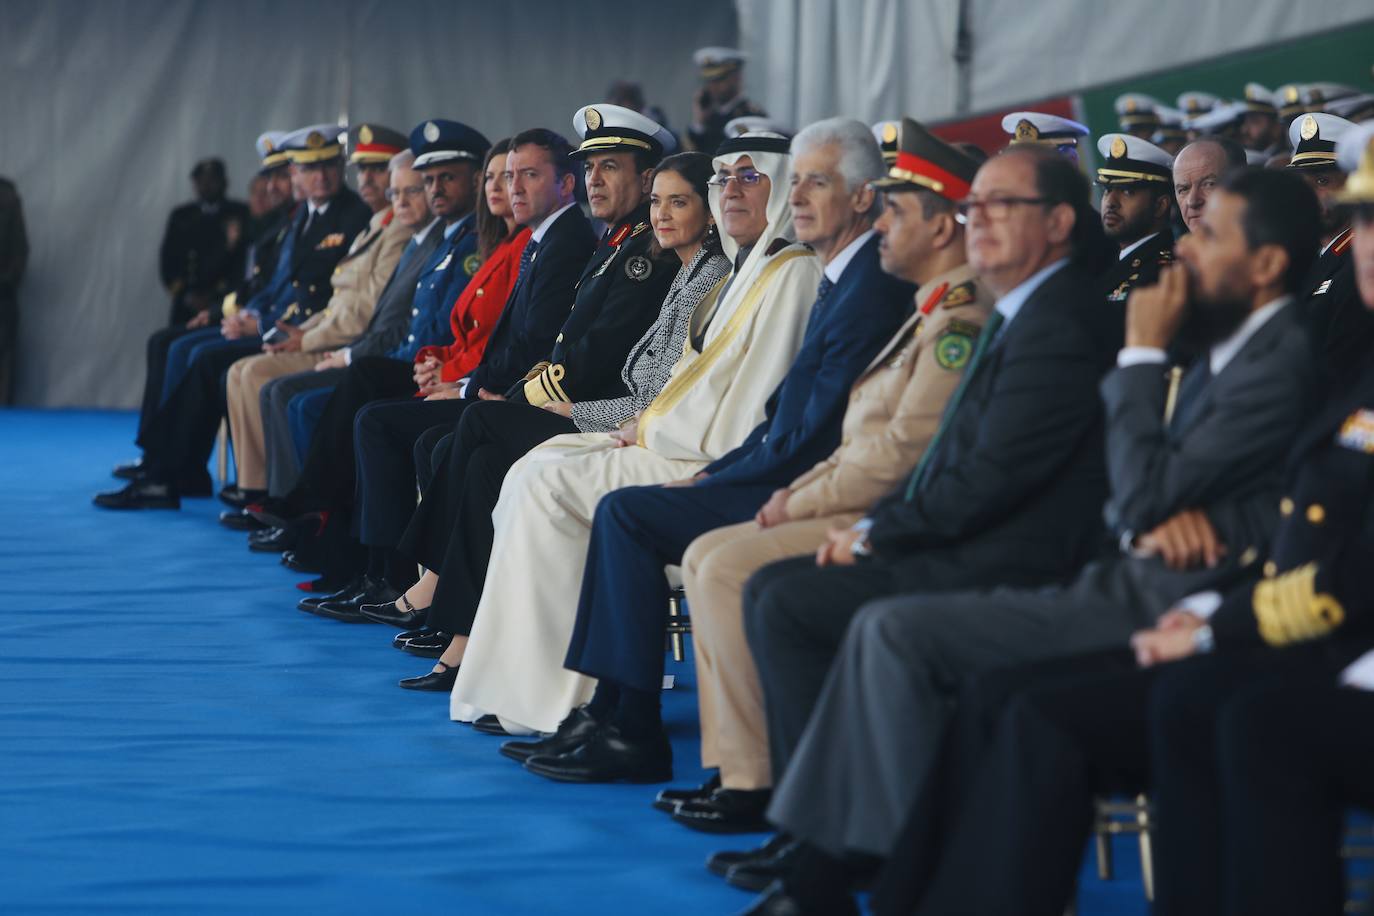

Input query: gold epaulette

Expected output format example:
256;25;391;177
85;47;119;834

1253;562;1345;646
523;362;568;407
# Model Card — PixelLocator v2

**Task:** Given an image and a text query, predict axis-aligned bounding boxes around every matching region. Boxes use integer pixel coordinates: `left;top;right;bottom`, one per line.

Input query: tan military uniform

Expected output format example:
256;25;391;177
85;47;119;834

680;262;995;789
224;208;408;491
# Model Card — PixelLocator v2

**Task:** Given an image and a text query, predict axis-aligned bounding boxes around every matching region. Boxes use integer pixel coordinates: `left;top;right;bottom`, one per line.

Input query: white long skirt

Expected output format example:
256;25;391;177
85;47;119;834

449;432;704;734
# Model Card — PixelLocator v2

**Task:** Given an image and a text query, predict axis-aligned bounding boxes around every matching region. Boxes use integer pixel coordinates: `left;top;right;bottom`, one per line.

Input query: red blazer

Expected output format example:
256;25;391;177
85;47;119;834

416;225;532;382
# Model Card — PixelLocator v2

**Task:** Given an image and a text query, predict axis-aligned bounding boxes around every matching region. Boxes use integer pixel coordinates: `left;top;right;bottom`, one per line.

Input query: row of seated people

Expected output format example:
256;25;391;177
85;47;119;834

96;97;1374;914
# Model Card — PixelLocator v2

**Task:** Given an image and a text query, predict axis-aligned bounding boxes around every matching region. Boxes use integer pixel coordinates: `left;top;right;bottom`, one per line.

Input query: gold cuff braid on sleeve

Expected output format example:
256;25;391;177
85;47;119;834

1254;562;1345;646
521;361;569;407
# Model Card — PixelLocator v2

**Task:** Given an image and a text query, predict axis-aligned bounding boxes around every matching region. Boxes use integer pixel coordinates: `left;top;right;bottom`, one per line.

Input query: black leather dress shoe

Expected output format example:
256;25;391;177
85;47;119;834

524;723;672;783
297;576;364;611
94;480;180;510
393;626;435;647
398;661;458;691
499;706;600;762
654;773;722;813
672;787;772;834
302;576;398;622
112;458;145;480
471;714;511;736
359;593;428;629
736;881;857;916
400;632;450;658
280;550;324;573
247;525;296;553
218;485;266;509
706;833;794;878
725;838;802;892
219;508;268;531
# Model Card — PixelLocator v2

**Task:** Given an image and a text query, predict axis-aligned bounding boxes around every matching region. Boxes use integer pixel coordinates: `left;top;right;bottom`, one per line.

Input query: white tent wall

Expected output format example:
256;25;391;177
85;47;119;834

737;0;1373;128
1;0;736;408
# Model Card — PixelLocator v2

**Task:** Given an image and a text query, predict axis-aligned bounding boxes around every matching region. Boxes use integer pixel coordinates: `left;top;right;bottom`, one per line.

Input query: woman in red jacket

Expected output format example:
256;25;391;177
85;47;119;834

414;139;532;391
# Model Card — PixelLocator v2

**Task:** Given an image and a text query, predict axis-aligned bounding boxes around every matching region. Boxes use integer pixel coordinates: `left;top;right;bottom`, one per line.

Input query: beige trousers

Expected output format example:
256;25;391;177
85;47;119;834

681;510;862;790
225;351;319;491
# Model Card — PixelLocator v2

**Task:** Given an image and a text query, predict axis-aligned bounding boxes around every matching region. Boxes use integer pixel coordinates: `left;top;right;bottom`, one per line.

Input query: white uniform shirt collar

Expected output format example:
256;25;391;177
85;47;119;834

307;200;330;218
411;218;440;246
822;230;875;284
1119;232;1160;261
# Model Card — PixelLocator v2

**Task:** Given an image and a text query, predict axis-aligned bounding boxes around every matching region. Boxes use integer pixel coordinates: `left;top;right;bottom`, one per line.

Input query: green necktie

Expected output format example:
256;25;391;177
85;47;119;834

903;309;1005;500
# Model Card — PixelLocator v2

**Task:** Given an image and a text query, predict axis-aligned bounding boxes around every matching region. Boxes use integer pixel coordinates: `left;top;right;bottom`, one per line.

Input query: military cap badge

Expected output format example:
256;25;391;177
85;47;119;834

625;255;652;282
585;108;602;131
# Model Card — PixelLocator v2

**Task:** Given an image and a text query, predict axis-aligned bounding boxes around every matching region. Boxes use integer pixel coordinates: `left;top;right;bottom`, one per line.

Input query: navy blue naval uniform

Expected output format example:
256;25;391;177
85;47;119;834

133;187;371;491
561;233;914;695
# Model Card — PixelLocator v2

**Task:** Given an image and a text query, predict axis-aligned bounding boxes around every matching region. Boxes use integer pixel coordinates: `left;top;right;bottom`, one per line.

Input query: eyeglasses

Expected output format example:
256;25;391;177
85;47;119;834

954;196;1054;224
707;170;765;189
384;185;425;202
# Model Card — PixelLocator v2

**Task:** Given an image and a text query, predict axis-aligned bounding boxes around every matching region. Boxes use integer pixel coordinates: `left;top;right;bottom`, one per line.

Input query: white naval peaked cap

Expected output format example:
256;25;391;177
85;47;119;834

723;116;792;140
1001;111;1089;145
693;47;746;79
570;103;676;159
1095;133;1174;184
1184;101;1248;133
1177;91;1223;116
1288;112;1357;169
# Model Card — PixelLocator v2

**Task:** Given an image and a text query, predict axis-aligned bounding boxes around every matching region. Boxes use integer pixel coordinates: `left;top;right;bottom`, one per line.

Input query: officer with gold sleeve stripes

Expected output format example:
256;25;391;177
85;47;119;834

1124;121;1374;915
510;102;680;408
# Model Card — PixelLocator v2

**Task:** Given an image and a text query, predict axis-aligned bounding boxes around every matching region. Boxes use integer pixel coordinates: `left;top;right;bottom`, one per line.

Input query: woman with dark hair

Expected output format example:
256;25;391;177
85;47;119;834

380;151;732;691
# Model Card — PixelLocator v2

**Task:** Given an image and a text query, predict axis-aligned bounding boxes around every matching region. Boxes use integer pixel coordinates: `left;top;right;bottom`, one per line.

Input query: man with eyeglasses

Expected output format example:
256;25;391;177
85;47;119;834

733;145;1128;914
219;133;431;512
746;162;1321;916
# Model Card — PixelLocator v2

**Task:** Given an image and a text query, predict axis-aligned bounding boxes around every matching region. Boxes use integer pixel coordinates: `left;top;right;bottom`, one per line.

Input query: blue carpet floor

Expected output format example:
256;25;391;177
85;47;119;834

0;410;1151;914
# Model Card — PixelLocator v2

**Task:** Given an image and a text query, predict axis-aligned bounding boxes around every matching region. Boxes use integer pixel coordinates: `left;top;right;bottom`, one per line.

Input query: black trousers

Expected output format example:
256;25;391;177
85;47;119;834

352;395;477;548
395;399;576;635
139;337;260;486
1210;667;1374;915
137;323;199;441
288;355;415;513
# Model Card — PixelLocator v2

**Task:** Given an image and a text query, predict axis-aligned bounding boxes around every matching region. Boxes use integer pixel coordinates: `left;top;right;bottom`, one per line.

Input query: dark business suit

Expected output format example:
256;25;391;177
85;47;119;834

259;225;444;497
560;234;913;694
282;213;485;516
137;192;371;488
767;297;1315;866
741;262;1121;796
875;349;1364;916
353;204;669;550
1300;227;1373;391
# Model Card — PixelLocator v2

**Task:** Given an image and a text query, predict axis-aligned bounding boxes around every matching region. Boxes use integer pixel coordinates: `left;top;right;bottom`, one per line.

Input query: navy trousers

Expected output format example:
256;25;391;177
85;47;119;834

563;482;775;694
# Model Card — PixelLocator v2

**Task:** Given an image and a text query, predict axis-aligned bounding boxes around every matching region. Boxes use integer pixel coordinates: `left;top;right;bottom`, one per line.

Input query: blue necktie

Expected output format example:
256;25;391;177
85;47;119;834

514;239;539;291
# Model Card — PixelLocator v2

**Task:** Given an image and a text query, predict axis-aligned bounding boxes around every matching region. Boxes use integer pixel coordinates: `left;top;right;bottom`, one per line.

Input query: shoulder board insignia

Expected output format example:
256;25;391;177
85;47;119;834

625;255;653;282
463;253;481;276
939;281;975;310
934;326;976;371
765;237;793;256
1338;408;1374;453
1313;279;1332;296
609;224;632;247
629;222;650;238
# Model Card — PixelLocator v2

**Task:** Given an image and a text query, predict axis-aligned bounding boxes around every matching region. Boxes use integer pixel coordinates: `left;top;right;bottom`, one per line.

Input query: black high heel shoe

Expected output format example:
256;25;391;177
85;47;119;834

398;661;458;692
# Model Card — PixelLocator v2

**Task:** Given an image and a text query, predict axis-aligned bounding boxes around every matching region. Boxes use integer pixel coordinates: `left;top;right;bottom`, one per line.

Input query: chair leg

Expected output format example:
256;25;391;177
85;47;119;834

1135;793;1155;902
668;591;685;663
216;419;229;485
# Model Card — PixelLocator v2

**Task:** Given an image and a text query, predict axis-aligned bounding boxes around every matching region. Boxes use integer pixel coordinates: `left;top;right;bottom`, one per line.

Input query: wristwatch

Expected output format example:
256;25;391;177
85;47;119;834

1191;623;1215;655
850;531;873;559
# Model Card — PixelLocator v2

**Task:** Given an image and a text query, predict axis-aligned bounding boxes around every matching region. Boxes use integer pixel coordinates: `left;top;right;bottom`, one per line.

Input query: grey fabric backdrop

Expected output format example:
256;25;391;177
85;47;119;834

1;0;737;407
